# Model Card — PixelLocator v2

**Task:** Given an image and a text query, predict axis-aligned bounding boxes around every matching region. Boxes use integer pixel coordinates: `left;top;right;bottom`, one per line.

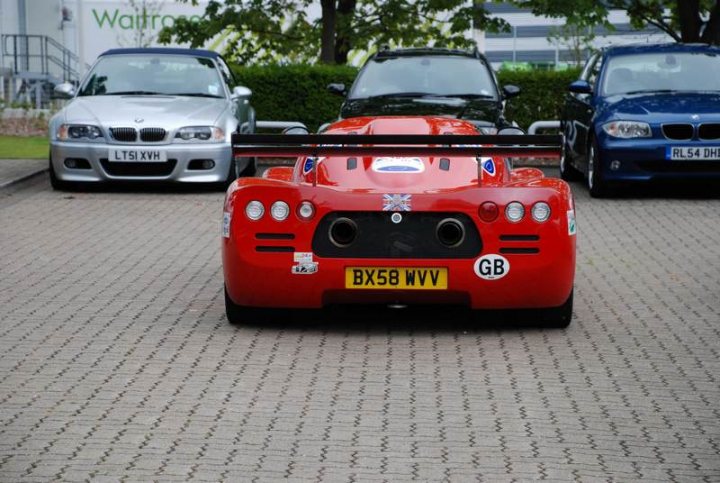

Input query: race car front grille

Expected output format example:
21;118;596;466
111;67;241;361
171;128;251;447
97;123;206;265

110;127;138;142
662;124;694;140
99;158;177;176
312;211;482;259
699;123;720;140
140;128;167;142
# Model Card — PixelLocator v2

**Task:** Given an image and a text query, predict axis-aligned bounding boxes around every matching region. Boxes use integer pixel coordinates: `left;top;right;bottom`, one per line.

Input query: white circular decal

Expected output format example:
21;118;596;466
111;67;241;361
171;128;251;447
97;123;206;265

474;254;510;280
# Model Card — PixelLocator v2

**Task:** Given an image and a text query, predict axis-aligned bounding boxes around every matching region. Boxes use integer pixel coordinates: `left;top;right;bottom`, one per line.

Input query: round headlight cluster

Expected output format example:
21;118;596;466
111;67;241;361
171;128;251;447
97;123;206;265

270;201;290;221
500;201;551;223
505;202;525;223
297;201;315;220
531;202;551;222
244;200;315;221
245;201;265;220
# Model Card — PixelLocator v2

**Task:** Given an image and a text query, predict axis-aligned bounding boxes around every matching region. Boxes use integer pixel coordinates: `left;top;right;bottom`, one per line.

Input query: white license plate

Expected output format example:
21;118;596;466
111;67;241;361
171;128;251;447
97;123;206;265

108;149;167;162
667;146;720;161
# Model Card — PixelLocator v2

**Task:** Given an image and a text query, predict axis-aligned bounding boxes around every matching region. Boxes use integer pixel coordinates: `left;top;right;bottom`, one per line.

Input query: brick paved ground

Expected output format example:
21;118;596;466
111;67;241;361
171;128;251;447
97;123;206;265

1;175;719;482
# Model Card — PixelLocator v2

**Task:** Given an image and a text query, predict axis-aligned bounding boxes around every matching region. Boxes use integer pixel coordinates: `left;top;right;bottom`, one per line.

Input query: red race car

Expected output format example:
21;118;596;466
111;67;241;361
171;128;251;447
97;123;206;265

223;116;576;327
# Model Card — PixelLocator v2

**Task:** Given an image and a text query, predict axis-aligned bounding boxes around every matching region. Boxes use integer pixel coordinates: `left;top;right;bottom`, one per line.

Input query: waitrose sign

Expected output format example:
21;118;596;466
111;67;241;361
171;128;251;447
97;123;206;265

75;1;209;67
91;7;201;30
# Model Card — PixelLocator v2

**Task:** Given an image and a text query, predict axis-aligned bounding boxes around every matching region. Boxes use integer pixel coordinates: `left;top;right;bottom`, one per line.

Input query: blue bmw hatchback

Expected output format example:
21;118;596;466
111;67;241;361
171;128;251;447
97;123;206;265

560;43;720;197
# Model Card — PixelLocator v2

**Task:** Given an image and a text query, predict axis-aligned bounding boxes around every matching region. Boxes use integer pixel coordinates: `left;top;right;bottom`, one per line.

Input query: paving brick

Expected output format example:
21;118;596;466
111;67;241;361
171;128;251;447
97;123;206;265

1;176;719;481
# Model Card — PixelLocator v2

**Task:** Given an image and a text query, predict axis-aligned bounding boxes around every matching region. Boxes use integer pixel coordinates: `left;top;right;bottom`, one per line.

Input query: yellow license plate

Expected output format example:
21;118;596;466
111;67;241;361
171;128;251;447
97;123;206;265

345;267;447;290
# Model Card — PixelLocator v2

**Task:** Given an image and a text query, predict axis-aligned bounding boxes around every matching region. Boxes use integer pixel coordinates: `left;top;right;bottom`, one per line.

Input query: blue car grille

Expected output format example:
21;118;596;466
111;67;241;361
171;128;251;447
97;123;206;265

699;124;720;140
662;124;693;140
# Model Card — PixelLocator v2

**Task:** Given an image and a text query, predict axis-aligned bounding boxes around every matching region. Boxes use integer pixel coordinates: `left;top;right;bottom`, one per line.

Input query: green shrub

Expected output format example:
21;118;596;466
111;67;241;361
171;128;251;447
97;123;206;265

498;68;582;130
232;64;582;132
232;64;358;132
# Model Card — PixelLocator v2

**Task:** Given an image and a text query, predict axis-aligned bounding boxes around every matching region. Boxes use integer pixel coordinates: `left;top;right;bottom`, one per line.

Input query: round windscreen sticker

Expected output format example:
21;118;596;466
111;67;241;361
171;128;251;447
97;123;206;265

474;254;510;280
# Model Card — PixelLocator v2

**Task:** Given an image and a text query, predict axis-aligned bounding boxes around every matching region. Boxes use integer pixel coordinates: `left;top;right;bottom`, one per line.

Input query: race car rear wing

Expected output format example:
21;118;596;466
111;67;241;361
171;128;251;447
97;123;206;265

232;133;562;186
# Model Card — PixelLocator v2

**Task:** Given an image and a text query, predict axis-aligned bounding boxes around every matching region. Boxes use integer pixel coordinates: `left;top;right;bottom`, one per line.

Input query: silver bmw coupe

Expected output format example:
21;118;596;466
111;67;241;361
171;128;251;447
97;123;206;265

49;48;256;189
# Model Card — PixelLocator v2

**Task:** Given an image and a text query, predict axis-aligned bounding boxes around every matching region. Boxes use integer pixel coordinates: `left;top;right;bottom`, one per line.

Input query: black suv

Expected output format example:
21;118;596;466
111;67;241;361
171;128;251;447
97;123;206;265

328;48;520;133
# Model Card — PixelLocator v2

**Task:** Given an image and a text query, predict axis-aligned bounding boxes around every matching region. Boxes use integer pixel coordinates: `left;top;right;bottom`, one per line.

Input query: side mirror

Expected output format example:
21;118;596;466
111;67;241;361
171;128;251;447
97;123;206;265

497;126;526;135
232;86;252;99
327;83;347;96
569;80;592;94
502;84;521;99
53;82;76;99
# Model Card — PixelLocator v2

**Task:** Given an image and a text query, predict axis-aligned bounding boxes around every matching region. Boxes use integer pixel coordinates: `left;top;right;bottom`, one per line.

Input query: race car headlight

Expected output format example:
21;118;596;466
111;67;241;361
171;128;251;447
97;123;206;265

297;201;315;220
270;201;290;221
175;126;225;142
531;202;551;222
57;124;103;141
505;201;525;223
245;200;264;220
602;121;651;139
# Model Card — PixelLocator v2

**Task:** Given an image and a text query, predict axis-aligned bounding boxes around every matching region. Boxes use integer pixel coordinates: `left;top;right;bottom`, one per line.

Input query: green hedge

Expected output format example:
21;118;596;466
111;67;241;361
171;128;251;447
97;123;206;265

232;64;581;131
232;64;358;132
499;68;581;130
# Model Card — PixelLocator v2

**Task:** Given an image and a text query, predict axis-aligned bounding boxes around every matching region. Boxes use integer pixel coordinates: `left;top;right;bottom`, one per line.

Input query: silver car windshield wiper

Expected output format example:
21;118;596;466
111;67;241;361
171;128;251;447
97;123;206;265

102;90;165;96
174;92;225;98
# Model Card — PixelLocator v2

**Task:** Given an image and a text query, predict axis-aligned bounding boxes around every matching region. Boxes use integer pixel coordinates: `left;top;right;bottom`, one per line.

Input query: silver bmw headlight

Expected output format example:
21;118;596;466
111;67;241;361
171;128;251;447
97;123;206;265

57;124;104;141
602;121;651;139
175;126;225;143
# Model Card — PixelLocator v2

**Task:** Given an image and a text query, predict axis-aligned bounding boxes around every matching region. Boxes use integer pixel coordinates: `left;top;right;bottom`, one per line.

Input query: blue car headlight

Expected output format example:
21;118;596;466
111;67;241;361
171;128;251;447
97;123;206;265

602;121;652;139
57;124;104;141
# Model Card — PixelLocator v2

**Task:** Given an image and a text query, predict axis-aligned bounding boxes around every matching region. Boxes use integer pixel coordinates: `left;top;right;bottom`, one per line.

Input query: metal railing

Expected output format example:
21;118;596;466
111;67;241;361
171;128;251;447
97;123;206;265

1;34;81;82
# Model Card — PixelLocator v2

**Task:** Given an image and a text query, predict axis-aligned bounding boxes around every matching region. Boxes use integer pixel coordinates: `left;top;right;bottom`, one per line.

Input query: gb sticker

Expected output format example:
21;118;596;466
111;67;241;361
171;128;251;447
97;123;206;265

474;254;510;280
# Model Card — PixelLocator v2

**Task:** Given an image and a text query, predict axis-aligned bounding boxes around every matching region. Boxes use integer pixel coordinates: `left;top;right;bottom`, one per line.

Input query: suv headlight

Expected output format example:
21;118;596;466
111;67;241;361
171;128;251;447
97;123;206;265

175;126;225;142
57;124;104;141
602;121;651;139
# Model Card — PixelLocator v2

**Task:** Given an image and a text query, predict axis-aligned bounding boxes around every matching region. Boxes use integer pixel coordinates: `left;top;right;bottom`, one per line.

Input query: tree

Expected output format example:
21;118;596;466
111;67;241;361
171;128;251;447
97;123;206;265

547;23;596;66
118;0;165;48
158;0;508;65
510;0;720;45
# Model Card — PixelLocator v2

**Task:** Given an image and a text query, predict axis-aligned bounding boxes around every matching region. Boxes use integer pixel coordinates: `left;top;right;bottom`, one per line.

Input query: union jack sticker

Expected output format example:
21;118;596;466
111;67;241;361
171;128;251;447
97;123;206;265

382;193;412;212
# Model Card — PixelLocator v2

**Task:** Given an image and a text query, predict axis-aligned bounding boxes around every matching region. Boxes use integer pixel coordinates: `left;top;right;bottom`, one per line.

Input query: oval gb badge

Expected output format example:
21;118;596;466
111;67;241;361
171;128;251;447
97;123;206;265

474;254;510;280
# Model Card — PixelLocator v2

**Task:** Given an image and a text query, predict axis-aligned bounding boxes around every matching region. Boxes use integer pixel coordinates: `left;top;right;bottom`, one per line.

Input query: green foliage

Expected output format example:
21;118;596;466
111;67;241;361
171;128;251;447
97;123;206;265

232;64;581;131
499;68;581;130
160;0;509;65
509;0;720;44
232;64;359;131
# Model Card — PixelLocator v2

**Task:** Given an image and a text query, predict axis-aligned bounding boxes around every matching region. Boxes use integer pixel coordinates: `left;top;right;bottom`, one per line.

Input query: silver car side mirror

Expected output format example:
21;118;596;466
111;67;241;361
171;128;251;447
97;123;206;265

232;86;252;99
54;82;76;99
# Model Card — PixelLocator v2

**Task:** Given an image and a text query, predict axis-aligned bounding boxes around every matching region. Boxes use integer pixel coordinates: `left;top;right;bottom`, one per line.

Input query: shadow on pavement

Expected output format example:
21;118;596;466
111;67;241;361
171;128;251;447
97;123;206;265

230;304;567;333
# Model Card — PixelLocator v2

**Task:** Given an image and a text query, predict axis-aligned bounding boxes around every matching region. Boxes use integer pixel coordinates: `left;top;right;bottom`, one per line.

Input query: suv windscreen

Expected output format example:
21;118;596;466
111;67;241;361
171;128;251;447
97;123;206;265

78;54;225;98
349;55;498;100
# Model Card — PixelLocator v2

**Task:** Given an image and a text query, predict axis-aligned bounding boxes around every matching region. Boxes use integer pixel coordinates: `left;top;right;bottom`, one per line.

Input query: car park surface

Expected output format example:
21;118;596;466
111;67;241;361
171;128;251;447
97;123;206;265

0;175;719;481
49;48;256;190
